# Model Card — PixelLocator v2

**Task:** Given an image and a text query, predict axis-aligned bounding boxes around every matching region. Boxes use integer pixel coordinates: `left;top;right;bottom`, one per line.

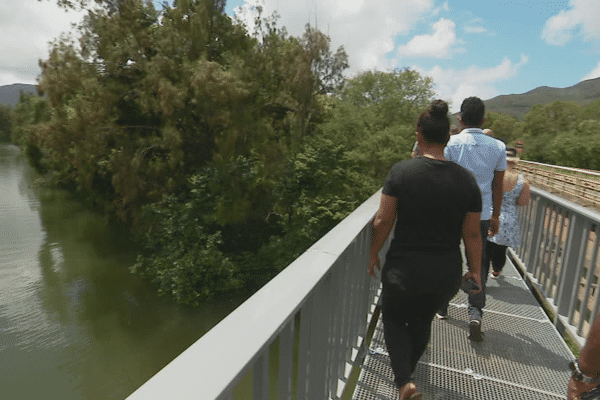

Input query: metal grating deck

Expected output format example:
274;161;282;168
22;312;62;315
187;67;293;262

353;256;573;400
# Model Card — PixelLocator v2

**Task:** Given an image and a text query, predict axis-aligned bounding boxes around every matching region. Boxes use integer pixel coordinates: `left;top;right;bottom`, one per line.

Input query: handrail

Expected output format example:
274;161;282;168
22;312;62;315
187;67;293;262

516;160;600;209
518;160;600;178
512;185;600;348
126;190;386;400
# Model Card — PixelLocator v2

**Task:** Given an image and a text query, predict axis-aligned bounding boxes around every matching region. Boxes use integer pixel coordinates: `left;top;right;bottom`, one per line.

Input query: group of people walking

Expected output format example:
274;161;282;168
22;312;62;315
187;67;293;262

368;96;532;399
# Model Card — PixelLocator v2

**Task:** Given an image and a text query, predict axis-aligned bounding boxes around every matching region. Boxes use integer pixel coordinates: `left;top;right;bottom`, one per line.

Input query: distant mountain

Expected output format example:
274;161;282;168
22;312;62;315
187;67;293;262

4;78;600;121
0;84;38;108
483;77;600;120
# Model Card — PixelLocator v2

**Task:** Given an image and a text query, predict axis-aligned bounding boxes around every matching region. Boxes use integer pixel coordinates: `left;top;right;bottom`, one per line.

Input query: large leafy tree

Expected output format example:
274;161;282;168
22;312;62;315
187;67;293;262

33;0;280;221
340;68;434;129
300;24;349;95
550;120;600;169
520;101;581;163
331;68;434;182
579;98;600;122
11;94;52;172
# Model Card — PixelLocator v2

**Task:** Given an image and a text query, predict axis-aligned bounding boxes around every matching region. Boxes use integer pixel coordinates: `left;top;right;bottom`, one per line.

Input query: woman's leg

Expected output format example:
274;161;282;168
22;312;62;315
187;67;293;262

488;241;508;274
382;292;443;388
381;251;462;392
382;293;415;388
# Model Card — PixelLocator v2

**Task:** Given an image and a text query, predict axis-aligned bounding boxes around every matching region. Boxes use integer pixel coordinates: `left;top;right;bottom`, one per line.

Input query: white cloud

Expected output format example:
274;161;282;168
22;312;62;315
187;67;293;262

234;0;434;75
464;25;487;34
415;54;529;112
396;18;458;59
0;0;85;86
431;1;450;16
464;17;491;35
581;61;600;82
542;0;600;46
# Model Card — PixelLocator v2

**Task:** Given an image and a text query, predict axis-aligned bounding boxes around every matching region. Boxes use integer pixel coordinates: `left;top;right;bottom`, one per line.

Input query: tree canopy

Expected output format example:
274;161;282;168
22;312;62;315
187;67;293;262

481;98;600;169
18;0;436;304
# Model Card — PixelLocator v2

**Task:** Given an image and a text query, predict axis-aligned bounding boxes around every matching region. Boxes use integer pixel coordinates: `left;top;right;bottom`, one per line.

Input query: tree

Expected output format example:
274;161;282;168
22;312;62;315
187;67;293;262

522;101;580;138
340;68;434;129
482;111;522;145
28;0;436;305
0;105;12;143
289;24;349;137
11;94;52;172
300;24;349;95
329;68;434;182
550;120;600;169
31;0;267;221
520;101;581;163
579;98;600;122
253;135;373;273
131;162;244;306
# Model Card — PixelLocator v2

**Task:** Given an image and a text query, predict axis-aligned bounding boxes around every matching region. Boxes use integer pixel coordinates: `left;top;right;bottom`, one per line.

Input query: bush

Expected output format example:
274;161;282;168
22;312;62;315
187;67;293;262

131;167;243;305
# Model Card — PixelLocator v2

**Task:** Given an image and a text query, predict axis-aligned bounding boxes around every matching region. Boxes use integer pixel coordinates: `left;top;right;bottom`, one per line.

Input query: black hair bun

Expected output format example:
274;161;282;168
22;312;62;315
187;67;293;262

429;100;448;118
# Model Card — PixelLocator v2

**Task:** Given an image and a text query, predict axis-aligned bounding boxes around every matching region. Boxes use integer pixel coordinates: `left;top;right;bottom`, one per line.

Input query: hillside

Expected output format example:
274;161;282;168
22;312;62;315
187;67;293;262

483;77;600;120
0;84;38;108
4;77;600;120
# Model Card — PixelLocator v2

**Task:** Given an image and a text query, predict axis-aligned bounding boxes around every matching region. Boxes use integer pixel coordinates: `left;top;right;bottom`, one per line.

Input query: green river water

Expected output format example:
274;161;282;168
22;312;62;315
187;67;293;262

0;144;249;399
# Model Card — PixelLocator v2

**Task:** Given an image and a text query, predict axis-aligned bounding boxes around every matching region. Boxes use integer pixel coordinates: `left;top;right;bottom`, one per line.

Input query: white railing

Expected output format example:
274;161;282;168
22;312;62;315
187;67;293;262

126;190;386;400
512;185;600;348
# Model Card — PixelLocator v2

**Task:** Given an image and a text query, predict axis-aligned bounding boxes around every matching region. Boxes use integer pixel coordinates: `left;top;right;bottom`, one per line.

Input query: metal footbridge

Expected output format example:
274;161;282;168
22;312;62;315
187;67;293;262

354;253;572;399
125;184;600;400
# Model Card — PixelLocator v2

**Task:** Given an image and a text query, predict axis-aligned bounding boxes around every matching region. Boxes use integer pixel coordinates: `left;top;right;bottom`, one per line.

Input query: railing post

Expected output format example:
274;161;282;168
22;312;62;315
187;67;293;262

253;351;269;400
547;207;567;294
579;234;599;334
555;214;587;327
517;194;533;261
297;298;312;400
307;275;331;400
278;319;294;400
527;195;546;279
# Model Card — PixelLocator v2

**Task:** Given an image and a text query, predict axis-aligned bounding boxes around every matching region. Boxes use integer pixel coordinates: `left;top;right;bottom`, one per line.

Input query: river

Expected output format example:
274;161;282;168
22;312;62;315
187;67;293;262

0;144;249;399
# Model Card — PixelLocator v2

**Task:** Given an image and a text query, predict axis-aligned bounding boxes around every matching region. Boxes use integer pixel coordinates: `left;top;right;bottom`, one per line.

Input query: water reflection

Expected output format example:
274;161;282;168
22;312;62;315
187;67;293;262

0;145;249;399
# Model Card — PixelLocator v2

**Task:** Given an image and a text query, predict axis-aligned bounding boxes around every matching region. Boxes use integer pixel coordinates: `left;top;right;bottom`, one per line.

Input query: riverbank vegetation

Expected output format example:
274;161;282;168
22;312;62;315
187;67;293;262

11;0;433;305
14;0;600;305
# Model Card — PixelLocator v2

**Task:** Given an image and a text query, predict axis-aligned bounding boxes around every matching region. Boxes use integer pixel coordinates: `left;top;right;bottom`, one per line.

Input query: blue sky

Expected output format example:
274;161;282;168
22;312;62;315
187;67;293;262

2;0;599;112
225;0;600;111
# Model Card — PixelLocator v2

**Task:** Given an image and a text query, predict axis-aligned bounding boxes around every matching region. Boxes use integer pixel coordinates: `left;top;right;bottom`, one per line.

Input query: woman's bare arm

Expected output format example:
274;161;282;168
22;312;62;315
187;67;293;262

462;211;482;291
368;193;397;278
516;179;531;206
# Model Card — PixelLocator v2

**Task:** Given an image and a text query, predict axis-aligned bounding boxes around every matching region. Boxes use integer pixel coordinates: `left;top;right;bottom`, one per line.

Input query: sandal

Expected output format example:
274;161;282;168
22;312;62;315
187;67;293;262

399;382;423;400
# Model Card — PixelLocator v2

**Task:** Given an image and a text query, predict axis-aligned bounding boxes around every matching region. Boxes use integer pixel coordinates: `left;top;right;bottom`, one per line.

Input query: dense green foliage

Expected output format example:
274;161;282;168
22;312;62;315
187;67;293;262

17;0;432;304
0;105;11;142
18;0;600;305
483;99;600;169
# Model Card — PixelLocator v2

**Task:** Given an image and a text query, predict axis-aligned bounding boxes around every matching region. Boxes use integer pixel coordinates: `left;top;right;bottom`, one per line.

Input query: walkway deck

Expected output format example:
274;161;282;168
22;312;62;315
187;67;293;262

353;255;574;400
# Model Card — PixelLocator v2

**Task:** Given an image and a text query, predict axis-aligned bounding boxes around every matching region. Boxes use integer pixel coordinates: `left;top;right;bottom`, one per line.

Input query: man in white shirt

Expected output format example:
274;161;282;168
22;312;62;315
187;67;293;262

443;97;507;342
